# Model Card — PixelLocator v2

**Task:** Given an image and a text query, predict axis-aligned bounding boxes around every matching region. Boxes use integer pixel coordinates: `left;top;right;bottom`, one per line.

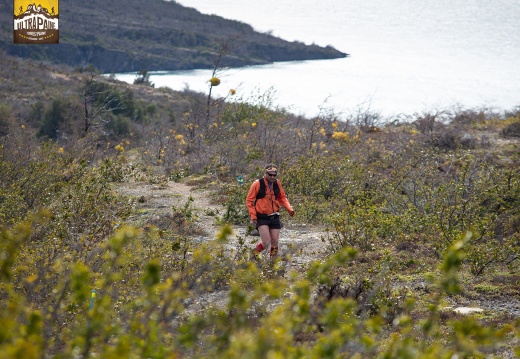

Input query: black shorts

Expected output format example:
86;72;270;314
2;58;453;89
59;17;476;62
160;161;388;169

256;213;283;229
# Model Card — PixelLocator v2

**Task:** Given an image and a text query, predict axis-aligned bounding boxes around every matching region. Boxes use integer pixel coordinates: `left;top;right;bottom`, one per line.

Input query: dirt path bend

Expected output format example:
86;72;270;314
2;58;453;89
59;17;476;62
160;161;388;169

113;179;329;273
113;178;329;312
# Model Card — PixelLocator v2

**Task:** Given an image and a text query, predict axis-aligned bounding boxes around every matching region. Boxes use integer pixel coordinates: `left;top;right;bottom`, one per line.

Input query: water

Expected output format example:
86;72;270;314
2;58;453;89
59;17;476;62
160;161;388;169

115;0;520;118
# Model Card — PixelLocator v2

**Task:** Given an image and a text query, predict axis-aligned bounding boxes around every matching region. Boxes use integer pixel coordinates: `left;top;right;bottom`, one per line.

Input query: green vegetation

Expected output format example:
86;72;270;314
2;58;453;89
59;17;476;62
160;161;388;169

0;52;519;358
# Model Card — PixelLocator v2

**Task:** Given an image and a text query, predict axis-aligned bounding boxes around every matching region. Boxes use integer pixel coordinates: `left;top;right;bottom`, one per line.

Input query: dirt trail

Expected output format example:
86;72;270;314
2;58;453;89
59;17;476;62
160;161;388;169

112;178;329;313
114;179;329;273
114;179;520;318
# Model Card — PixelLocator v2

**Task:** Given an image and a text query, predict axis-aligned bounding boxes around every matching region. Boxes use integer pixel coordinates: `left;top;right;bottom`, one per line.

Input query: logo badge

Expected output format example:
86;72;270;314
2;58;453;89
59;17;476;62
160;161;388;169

14;1;59;44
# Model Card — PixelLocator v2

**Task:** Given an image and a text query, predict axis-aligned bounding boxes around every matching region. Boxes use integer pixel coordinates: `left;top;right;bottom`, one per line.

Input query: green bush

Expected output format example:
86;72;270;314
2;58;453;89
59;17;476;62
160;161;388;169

37;99;66;139
501;120;520;138
0;142;73;225
1;145;518;359
217;181;250;225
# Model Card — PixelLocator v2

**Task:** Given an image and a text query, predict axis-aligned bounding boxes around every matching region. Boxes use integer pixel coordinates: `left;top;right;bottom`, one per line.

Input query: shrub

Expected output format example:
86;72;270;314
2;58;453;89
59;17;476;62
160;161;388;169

217;181;250;225
37;99;66;139
432;130;460;149
105;115;130;135
0;104;13;137
0;142;73;225
133;69;154;87
501;120;520;138
325;200;396;252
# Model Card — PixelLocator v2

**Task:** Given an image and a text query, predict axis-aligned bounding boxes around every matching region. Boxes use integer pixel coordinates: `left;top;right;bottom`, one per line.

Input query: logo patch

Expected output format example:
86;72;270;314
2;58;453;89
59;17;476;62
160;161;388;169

14;1;59;44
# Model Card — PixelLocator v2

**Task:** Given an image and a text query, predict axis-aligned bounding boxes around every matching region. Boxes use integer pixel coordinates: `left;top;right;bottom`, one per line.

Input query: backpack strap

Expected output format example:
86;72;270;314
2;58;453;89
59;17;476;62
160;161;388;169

273;180;280;198
256;178;265;200
256;177;280;200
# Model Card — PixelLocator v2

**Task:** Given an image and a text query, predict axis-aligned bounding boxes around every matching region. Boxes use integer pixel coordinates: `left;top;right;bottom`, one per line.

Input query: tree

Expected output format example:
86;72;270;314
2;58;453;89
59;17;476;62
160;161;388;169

81;68;125;134
206;37;238;123
134;69;154;87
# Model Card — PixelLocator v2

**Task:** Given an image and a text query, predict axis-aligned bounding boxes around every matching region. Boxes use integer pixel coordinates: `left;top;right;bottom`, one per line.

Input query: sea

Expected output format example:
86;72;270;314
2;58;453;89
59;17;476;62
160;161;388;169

114;0;520;119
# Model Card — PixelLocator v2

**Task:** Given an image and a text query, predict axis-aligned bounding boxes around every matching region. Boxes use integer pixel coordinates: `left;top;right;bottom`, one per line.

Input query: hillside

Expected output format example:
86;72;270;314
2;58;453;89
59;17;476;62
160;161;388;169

0;50;519;357
0;0;347;73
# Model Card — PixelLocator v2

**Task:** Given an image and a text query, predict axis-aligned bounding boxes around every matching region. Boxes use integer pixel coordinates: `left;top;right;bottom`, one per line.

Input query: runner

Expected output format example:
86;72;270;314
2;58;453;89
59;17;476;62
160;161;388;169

246;164;295;259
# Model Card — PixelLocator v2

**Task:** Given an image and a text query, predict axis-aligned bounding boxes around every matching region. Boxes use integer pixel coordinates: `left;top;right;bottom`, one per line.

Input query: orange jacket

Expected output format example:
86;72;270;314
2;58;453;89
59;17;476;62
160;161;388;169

246;177;293;221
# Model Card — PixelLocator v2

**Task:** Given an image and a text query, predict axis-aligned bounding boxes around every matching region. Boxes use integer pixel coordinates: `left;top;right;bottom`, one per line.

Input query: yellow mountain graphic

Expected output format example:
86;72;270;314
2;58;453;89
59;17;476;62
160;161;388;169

14;0;59;16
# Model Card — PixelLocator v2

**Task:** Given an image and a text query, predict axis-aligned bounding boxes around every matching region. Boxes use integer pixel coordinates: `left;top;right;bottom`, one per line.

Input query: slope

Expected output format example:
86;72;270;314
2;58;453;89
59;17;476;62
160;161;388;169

0;0;348;72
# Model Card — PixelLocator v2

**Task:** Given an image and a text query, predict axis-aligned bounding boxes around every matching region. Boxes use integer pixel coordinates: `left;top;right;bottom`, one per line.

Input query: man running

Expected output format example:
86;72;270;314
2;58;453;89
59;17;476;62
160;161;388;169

246;164;295;258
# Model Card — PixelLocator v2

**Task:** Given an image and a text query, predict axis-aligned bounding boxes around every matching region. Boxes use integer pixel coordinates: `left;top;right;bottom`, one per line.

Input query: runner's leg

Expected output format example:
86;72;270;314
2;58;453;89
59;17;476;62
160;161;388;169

269;228;280;256
257;225;272;250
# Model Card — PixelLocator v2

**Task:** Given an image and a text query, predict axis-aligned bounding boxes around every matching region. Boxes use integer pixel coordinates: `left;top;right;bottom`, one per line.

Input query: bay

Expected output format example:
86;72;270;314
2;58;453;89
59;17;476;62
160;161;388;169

116;0;520;118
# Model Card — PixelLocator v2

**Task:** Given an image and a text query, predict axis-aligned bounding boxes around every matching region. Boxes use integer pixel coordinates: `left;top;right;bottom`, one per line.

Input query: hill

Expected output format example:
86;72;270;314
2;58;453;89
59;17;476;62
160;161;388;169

0;0;348;73
0;48;519;357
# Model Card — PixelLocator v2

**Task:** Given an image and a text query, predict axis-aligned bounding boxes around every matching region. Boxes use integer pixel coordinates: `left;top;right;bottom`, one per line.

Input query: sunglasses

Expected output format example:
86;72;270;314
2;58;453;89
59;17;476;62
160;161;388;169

266;172;277;177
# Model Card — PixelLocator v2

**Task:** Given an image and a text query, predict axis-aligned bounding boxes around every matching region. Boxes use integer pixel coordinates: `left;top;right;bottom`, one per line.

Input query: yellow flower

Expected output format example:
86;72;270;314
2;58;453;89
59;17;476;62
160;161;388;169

229;89;236;95
58;147;64;153
332;131;349;142
115;144;124;152
209;77;221;86
21;124;25;129
319;128;326;136
251;122;257;127
175;134;186;145
332;122;338;129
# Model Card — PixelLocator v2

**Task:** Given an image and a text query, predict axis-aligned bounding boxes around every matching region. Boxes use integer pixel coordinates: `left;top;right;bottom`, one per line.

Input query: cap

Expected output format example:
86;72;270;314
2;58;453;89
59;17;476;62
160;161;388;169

265;164;278;172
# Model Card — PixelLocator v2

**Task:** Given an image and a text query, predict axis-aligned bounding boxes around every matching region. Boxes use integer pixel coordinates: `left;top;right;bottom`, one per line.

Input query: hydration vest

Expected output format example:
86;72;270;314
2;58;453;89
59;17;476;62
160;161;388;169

256;178;280;200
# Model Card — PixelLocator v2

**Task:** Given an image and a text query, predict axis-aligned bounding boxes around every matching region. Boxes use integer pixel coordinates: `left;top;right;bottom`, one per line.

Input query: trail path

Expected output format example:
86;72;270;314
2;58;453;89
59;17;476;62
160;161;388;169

114;179;329;275
116;181;326;273
114;178;520;318
113;178;329;312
